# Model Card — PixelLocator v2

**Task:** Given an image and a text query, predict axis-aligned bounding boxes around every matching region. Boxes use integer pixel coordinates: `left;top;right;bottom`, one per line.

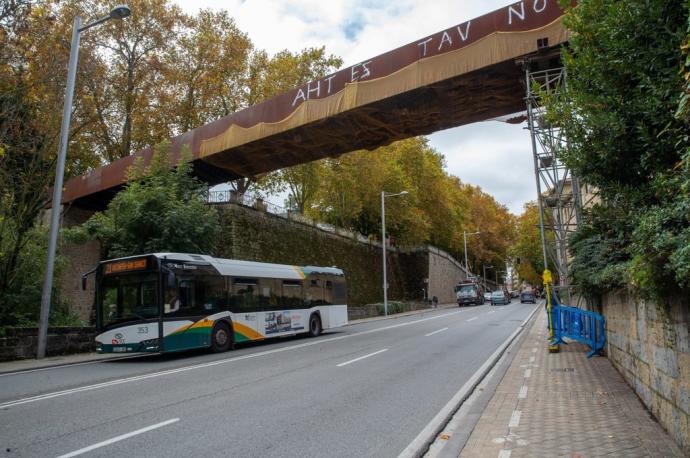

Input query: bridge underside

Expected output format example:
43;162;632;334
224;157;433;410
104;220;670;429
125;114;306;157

64;2;569;210
201;60;529;178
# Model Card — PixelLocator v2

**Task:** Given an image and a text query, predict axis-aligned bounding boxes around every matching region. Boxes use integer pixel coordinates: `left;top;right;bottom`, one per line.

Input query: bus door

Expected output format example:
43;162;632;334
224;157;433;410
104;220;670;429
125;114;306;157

231;278;260;342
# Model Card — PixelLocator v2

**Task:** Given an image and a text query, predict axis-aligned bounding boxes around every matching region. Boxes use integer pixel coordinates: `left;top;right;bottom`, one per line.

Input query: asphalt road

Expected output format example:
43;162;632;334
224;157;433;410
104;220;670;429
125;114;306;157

0;301;538;458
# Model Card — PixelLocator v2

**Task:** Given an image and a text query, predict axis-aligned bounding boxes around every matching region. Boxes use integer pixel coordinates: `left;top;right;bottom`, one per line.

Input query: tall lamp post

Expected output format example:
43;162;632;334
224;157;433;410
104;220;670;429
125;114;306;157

37;5;132;359
381;190;408;316
463;230;480;277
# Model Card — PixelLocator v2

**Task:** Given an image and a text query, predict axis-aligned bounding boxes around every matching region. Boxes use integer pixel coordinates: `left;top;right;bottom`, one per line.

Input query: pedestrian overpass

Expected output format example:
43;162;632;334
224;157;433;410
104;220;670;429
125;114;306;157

62;0;571;210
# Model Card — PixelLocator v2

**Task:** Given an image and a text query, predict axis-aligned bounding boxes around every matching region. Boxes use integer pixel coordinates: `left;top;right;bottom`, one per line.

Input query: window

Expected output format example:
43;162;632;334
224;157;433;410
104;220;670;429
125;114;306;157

332;278;347;304
100;274;159;328
306;276;325;305
281;280;303;308
164;275;226;317
231;278;259;312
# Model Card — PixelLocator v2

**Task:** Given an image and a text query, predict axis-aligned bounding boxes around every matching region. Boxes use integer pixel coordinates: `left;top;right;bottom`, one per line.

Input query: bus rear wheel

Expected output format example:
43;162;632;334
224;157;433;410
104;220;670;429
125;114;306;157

308;314;322;337
211;321;232;353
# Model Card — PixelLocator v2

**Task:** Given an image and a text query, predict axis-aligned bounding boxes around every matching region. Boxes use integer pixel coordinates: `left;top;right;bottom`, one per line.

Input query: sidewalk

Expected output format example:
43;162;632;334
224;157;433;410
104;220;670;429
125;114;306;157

459;310;684;457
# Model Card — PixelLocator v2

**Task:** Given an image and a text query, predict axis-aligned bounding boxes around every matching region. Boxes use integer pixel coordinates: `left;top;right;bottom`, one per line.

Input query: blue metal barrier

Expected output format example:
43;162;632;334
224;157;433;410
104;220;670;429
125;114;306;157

549;305;606;358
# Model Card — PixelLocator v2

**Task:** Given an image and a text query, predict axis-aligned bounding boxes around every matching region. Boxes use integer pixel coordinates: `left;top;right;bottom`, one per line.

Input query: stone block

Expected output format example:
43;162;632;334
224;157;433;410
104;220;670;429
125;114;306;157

651;372;675;403
636;361;651;387
653;347;680;378
678;383;690;417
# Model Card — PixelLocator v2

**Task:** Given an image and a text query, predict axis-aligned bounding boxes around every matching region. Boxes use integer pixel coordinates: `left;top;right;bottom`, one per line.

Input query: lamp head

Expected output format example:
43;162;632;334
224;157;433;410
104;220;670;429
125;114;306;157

110;4;131;19
399;191;409;196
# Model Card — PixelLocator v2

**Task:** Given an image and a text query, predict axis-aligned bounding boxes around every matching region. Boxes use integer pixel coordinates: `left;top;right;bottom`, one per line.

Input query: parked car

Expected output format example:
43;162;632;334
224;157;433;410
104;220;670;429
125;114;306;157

490;290;510;306
520;290;536;304
484;292;492;302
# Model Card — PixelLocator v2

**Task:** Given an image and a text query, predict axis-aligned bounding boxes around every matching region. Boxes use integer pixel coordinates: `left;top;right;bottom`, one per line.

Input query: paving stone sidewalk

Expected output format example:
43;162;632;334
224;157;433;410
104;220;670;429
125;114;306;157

459;310;685;458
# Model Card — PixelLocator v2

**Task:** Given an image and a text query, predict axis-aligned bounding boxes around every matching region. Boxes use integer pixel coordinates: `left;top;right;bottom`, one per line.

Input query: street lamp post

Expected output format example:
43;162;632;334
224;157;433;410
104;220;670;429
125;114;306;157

381;190;408;316
37;5;131;359
463;230;480;277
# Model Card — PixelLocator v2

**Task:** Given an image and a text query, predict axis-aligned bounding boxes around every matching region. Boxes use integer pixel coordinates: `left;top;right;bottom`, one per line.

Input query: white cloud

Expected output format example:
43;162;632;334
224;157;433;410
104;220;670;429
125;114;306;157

176;0;538;214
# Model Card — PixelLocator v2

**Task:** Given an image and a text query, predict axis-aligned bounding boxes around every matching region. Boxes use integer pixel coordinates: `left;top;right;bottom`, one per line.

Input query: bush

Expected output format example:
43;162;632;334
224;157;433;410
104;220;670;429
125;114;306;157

68;142;221;258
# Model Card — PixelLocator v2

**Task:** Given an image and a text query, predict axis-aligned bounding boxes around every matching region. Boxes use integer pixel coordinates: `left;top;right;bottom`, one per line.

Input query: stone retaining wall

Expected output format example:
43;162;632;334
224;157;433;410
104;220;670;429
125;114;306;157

0;327;96;361
603;290;689;454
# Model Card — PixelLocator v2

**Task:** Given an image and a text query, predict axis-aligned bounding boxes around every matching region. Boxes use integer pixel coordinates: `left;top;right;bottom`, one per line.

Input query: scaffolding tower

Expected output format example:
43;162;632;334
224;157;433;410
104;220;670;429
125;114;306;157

524;59;583;296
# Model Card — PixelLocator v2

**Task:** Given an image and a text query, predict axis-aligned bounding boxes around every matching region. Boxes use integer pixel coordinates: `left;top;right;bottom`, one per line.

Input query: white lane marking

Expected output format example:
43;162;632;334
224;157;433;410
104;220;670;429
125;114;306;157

518;386;528;399
524;369;532;378
56;418;179;458
498;450;512;458
529;356;535;363
0;355;152;378
508;410;521;428
425;327;449;337
0;310;468;409
466;317;478;322
531;348;537;353
488;311;495;315
337;348;388;367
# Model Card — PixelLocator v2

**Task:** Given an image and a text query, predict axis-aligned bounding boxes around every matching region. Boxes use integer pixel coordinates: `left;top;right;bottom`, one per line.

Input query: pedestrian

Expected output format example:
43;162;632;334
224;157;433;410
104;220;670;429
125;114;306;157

432;296;438;308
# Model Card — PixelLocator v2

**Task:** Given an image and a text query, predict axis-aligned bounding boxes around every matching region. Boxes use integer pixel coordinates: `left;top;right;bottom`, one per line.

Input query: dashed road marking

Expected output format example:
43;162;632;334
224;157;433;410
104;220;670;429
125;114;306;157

508;410;522;428
498;450;512;458
529;356;535;363
337;348;388;367
518;386;528;399
466;317;478;322
524;369;531;378
57;418;179;458
531;348;537;353
488;311;495;315
425;327;449;337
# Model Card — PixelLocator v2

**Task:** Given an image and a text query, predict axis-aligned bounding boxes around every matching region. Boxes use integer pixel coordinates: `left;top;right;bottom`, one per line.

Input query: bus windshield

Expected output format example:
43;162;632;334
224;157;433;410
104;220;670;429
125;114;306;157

99;273;159;329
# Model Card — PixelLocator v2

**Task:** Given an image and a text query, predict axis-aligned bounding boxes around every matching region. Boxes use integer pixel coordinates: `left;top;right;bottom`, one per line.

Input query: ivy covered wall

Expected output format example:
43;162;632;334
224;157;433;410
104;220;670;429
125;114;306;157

215;204;429;307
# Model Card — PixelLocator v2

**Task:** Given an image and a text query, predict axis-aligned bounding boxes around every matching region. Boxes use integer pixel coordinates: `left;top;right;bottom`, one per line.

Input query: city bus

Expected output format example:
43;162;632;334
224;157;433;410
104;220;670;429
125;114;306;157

84;253;348;354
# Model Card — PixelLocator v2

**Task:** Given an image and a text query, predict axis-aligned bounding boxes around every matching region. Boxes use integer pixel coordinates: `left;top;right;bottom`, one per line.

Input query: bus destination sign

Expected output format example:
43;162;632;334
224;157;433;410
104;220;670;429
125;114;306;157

104;258;147;275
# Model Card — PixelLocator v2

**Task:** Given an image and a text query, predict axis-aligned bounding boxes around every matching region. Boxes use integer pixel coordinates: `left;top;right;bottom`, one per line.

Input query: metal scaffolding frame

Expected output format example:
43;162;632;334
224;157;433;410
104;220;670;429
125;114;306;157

525;64;582;293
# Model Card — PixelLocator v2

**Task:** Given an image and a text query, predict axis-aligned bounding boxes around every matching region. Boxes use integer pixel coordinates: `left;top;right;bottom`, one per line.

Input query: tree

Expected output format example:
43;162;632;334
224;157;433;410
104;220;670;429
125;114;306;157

165;9;253;133
72;142;220;258
511;202;547;285
78;0;187;161
546;0;689;296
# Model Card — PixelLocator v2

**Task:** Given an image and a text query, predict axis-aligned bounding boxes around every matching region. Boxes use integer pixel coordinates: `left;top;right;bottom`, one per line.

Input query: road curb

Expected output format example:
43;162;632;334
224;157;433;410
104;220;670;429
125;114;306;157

397;303;542;458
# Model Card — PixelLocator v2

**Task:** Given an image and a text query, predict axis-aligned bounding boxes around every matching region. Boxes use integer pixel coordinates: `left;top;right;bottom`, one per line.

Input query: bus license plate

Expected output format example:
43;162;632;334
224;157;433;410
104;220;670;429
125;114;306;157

112;347;128;352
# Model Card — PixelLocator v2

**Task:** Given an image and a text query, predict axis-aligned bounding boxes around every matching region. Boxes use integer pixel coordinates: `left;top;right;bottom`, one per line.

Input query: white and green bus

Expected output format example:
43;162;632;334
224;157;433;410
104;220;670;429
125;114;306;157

85;253;348;354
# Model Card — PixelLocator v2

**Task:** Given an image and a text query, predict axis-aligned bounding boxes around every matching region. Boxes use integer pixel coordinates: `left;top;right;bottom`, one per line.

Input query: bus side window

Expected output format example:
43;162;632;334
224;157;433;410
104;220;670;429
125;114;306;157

232;278;259;312
281;280;303;308
333;278;347;304
200;276;226;312
307;277;325;306
258;278;275;308
324;278;334;305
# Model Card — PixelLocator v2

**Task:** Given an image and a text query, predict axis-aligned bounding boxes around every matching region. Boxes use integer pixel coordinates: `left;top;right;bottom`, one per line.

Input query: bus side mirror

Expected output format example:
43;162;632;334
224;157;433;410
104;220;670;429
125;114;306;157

167;271;175;288
81;276;87;291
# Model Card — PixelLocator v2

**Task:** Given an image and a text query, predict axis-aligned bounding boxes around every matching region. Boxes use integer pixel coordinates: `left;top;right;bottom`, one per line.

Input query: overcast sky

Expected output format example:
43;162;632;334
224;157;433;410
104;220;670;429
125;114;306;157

175;0;536;215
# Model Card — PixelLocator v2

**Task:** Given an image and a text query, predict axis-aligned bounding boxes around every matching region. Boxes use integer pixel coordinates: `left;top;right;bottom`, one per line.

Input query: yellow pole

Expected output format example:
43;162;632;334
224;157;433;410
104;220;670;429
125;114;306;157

543;269;559;353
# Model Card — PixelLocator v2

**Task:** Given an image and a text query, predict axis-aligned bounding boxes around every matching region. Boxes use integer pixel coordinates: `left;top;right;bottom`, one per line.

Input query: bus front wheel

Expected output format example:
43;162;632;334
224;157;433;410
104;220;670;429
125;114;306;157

211;321;232;353
308;314;322;337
